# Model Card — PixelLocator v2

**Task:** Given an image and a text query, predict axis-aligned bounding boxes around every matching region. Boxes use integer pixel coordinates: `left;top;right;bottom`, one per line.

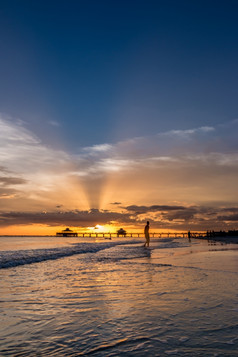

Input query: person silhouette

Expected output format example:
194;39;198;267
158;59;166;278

144;221;150;247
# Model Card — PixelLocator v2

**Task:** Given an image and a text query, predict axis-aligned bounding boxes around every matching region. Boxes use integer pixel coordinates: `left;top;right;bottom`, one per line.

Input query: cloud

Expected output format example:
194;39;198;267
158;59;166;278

0;166;10;173
161;208;197;222
48;120;61;127
216;207;238;222
125;205;186;214
0;188;19;199
0;169;27;199
0;116;73;196
221;207;238;213
0;204;237;230
217;214;238;222
0;209;134;227
0;177;27;186
82;144;113;155
0;116;70;174
0;116;40;144
71;121;238;179
0;115;238;231
160;126;215;138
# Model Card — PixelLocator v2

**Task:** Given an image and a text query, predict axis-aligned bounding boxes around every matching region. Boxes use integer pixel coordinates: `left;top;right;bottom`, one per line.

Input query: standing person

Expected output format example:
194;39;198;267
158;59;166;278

144;221;150;247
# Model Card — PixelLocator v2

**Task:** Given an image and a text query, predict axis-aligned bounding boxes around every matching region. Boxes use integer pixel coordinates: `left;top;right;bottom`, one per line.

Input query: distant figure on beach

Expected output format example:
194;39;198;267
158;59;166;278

188;230;191;242
144;221;150;247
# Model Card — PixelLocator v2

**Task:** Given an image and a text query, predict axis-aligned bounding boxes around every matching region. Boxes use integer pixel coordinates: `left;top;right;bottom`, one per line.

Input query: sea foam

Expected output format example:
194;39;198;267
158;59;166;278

0;242;121;269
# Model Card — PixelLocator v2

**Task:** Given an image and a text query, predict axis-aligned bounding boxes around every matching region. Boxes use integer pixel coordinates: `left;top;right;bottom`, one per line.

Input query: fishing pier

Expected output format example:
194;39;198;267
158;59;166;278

78;231;207;238
56;229;207;239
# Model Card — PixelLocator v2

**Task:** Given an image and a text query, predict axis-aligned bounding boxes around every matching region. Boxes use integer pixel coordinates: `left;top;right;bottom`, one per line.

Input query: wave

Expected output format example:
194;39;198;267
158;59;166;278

0;238;192;270
0;242;121;269
77;337;150;356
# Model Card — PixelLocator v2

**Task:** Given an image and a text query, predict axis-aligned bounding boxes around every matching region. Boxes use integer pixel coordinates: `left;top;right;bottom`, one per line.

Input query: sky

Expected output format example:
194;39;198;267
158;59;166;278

0;0;238;234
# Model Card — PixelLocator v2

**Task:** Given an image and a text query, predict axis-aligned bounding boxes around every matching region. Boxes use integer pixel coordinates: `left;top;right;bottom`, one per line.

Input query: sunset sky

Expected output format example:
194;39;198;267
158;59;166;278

0;0;238;234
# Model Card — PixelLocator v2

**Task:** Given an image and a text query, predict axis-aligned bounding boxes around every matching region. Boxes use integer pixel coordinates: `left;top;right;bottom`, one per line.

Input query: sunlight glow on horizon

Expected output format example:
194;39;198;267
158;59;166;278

0;223;207;236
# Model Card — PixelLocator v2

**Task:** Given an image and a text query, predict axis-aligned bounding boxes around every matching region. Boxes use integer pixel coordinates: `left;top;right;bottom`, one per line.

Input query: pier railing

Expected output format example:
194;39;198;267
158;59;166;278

71;231;207;238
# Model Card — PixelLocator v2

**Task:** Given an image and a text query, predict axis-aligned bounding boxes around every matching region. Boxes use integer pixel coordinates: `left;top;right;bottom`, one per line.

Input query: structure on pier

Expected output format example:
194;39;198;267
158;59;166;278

56;228;78;237
117;228;127;237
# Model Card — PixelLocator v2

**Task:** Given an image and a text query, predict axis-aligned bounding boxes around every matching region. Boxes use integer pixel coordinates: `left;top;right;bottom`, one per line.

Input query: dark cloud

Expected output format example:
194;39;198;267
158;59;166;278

0;205;238;230
0;177;27;186
220;207;238;213
125;205;186;214
0;209;135;227
161;206;238;223
162;208;196;222
217;214;238;222
0;187;18;198
110;202;121;205
0;166;10;173
0;176;27;199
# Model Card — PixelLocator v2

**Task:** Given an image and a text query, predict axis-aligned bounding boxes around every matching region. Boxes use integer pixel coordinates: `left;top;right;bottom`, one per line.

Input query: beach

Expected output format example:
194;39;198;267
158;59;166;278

0;236;237;356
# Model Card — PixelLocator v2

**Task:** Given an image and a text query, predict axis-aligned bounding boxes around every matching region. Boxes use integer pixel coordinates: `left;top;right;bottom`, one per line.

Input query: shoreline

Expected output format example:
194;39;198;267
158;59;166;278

196;236;238;244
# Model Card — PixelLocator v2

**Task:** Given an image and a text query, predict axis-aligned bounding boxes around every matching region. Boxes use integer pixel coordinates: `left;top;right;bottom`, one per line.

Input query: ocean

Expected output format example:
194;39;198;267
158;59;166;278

0;236;237;356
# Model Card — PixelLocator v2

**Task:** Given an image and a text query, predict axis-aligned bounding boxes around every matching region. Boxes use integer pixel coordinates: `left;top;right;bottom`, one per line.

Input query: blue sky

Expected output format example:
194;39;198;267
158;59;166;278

0;1;238;233
1;0;238;148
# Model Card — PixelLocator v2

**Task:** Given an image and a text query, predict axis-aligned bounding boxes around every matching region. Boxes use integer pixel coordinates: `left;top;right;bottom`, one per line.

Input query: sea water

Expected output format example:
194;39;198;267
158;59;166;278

0;236;237;356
